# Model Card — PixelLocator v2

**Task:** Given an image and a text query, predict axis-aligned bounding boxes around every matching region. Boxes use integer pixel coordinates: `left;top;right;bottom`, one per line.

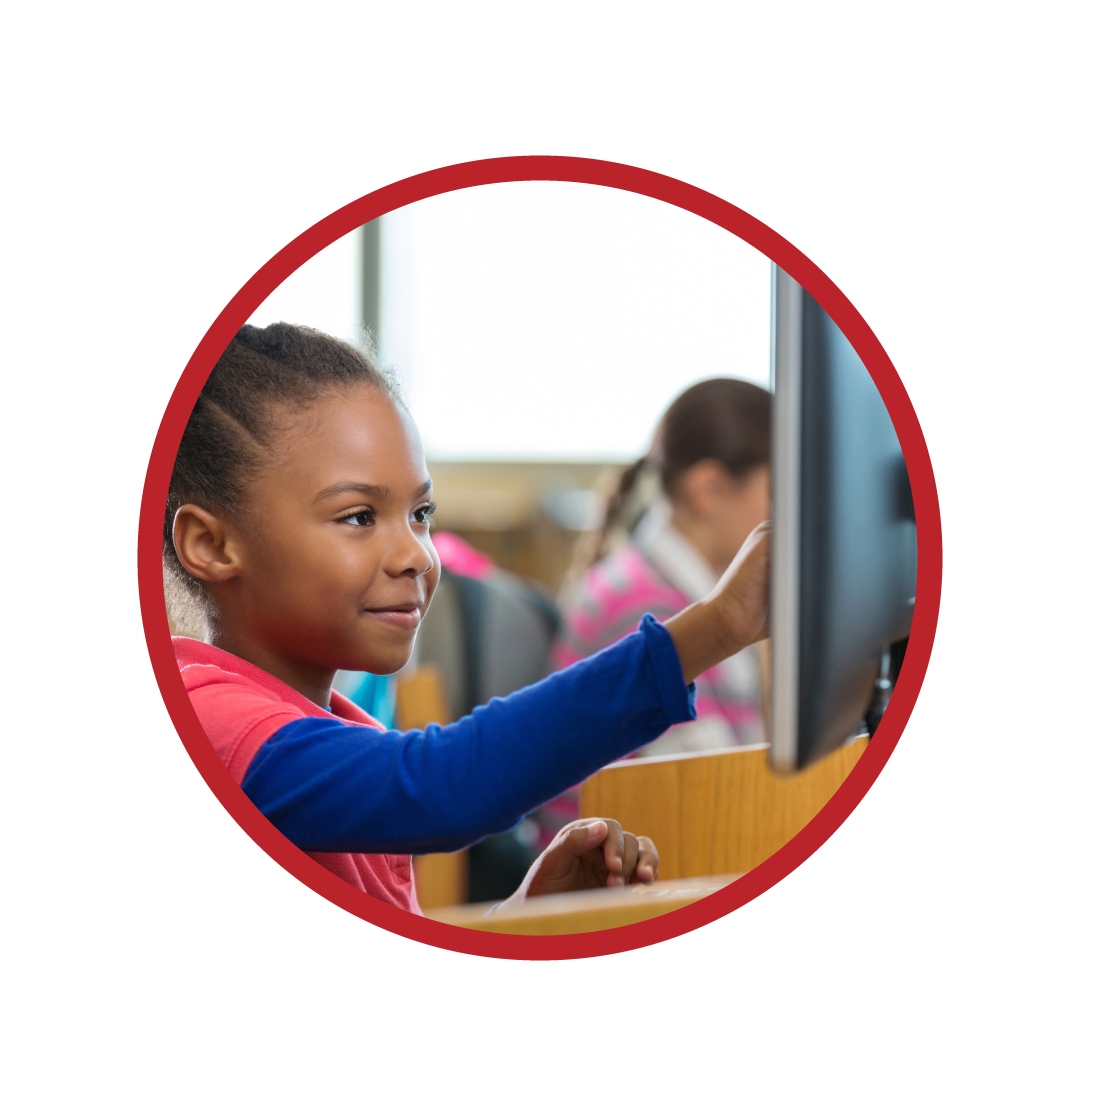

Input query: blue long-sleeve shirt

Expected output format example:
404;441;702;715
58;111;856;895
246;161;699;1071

239;614;695;854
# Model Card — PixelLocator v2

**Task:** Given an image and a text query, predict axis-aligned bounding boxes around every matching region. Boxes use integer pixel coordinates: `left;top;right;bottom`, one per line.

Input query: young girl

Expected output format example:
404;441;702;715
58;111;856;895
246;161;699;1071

165;323;770;914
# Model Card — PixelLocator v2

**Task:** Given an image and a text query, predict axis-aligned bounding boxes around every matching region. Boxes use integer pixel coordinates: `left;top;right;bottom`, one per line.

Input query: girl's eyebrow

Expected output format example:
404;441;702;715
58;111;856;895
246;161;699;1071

312;479;433;505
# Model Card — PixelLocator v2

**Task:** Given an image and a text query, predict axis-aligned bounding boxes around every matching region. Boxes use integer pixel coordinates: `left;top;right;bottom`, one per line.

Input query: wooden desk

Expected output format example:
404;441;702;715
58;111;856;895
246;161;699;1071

579;737;866;880
424;874;740;935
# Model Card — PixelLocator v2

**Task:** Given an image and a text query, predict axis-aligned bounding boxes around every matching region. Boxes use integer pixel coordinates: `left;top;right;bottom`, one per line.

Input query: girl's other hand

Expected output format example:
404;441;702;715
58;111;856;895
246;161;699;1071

496;819;659;910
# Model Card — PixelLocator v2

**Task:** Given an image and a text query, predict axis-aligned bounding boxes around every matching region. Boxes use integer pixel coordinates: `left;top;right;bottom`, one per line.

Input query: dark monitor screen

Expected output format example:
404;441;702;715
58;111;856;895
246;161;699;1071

769;267;917;772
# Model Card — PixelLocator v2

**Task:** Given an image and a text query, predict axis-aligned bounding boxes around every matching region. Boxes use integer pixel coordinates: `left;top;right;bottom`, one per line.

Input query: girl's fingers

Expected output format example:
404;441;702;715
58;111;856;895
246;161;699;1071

551;819;658;889
598;819;626;885
617;831;640;887
564;819;608;854
631;836;659;883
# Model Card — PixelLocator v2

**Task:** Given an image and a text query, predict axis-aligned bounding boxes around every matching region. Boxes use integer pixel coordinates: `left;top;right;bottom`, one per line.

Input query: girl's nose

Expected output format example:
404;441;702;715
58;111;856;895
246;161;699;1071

385;522;436;578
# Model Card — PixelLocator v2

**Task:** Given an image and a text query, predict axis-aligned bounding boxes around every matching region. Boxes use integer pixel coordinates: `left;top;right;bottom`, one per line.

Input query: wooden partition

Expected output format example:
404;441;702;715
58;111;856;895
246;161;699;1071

412;850;470;910
395;665;452;730
578;737;867;881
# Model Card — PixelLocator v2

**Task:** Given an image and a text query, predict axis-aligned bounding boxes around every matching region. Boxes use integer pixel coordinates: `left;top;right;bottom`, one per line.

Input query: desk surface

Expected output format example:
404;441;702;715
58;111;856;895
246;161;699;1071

423;874;741;935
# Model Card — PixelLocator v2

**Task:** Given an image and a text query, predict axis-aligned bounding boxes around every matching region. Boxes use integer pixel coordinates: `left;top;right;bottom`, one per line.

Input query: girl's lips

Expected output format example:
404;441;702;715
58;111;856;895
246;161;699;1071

363;606;421;630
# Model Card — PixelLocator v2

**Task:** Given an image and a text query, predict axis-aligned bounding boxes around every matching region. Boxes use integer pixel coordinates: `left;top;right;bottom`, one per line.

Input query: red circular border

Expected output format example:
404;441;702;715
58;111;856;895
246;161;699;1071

137;156;942;960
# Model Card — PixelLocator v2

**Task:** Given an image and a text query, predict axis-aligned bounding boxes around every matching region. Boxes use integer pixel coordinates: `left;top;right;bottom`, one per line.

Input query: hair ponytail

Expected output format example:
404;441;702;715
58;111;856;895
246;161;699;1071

567;377;771;582
590;456;647;566
563;456;654;588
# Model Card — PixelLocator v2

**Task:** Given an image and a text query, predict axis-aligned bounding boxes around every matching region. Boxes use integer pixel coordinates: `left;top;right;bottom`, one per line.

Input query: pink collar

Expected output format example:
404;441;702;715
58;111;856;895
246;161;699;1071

171;636;384;729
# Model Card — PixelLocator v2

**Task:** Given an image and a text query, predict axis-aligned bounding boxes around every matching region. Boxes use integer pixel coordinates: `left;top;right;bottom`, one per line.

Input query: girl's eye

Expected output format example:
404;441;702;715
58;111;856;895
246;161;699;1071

340;509;375;527
414;501;437;525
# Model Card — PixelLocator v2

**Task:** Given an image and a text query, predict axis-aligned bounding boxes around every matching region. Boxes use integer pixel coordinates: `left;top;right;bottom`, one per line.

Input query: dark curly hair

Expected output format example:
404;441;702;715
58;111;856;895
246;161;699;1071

163;322;398;615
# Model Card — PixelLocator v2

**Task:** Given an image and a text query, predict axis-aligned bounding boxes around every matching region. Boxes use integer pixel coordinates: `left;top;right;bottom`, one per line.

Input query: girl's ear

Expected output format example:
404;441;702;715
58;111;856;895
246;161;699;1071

679;459;731;518
173;504;242;584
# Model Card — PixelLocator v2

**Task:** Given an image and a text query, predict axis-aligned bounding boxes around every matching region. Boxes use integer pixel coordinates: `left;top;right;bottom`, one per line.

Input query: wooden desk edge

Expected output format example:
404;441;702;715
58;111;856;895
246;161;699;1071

423;874;742;935
591;734;868;773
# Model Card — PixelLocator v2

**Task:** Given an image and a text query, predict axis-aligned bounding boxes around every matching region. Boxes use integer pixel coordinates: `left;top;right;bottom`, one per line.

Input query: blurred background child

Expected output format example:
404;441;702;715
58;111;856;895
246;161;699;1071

516;379;771;851
524;379;771;850
555;377;772;755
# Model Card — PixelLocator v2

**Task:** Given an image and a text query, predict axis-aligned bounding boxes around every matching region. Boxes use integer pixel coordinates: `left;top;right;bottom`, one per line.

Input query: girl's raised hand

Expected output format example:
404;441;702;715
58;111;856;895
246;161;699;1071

664;520;771;685
495;819;659;910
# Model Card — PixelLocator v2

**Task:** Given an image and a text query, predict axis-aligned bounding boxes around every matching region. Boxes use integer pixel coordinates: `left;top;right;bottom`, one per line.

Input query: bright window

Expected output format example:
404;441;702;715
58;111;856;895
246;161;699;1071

251;181;771;463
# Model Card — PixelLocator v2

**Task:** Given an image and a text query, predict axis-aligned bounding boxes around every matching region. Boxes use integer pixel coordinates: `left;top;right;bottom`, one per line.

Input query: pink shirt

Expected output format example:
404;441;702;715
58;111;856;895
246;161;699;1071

174;637;421;913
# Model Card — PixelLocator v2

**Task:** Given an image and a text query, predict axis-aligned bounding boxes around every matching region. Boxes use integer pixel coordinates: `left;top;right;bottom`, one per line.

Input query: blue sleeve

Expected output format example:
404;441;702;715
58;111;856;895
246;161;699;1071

241;614;697;854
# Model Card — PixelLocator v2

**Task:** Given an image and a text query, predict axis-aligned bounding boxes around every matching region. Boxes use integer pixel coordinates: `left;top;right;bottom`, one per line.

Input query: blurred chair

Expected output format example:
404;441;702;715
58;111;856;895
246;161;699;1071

416;566;559;720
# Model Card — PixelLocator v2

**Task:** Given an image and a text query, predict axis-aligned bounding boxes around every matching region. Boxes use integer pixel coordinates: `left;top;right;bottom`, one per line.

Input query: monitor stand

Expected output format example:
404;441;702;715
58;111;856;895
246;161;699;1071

864;637;908;735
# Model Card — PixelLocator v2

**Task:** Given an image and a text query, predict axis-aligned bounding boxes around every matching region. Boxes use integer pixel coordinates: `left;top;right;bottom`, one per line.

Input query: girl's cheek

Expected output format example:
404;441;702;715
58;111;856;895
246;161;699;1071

424;566;441;604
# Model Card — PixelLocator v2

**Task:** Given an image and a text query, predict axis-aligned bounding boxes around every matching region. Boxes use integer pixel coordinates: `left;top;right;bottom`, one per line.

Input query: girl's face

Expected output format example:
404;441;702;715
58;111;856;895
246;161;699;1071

670;460;771;576
192;385;440;691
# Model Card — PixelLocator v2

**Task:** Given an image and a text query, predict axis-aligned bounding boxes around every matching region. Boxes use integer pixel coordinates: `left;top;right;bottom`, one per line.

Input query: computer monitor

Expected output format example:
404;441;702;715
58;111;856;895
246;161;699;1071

769;266;918;773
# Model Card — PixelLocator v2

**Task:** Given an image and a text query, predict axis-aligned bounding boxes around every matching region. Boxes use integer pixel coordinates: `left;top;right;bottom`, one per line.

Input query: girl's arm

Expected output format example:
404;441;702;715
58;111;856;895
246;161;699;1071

241;614;695;854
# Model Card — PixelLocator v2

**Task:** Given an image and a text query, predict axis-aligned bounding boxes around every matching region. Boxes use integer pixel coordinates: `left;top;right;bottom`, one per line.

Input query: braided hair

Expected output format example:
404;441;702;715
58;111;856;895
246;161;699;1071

163;323;398;622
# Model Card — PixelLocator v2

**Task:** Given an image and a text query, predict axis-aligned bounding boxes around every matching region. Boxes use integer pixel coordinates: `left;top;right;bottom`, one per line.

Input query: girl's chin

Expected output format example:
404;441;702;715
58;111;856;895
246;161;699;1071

346;643;415;679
